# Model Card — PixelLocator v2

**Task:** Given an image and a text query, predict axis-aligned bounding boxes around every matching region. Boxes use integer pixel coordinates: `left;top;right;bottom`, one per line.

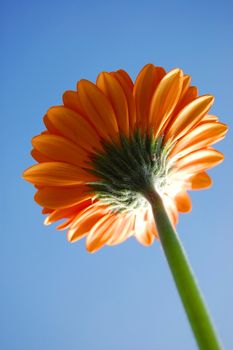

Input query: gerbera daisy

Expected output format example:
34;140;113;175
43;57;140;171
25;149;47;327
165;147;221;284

23;63;227;349
23;64;227;253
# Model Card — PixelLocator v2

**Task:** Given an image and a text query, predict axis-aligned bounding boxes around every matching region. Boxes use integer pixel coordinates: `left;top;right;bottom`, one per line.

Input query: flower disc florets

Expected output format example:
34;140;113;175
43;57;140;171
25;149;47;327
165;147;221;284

88;130;172;212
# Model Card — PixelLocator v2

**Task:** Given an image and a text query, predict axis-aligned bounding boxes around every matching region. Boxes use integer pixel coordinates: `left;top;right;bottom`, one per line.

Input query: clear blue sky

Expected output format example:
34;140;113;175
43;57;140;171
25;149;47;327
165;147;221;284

1;0;233;349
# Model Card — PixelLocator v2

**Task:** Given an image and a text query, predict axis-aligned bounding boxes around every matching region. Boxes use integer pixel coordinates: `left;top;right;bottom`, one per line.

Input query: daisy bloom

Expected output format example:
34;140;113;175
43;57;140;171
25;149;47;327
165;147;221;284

23;63;227;349
23;64;227;253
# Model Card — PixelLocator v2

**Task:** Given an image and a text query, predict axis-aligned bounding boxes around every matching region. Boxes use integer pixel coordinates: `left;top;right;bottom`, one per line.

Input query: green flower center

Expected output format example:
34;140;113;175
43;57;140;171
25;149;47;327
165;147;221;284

87;130;172;212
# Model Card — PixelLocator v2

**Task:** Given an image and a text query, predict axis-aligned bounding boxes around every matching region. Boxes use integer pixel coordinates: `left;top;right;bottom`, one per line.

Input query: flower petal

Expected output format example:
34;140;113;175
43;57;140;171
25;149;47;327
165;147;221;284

112;70;136;131
45;199;91;225
62;90;85;115
78;79;119;141
46;106;102;152
23;162;96;186
32;134;90;168
35;186;91;209
188;172;212;190
134;64;166;129
201;114;218;123
171;86;198;117
165;95;214;143
179;75;191;101
134;209;154;246
97;72;129;136
149;68;183;137
116;69;134;89
170;122;228;158
174;191;192;213
107;214;134;246
86;214;118;253
67;205;106;243
31;148;51;163
175;148;224;175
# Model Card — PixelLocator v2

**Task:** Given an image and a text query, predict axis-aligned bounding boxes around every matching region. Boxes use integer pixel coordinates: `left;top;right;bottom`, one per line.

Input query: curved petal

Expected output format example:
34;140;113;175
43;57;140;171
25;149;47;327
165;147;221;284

134;209;154;246
62;90;85;115
97;72;129;136
86;214;118;253
175;148;224;175
179;75;191;101
78;79;119;141
188;172;212;190
46;106;102;152
112;70;136;131
170;122;228;158
35;186;91;209
116;69;134;89
56;216;76;230
165;95;214;143
146;208;159;238
149;68;183;137
44;199;91;225
67;205;107;243
135;227;154;246
162;195;179;226
134;64;166;129
171;86;198;118
201;114;218;123
31;148;51;163
23;162;96;186
174;191;192;213
107;214;134;246
32;134;90;168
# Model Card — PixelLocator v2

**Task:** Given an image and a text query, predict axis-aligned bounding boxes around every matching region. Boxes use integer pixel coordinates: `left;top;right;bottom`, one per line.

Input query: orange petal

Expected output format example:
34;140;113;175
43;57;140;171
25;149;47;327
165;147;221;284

174;191;192;213
78;79;119;141
23;162;96;186
46;106;102;153
116;69;134;89
62;90;85;115
112;70;136;131
179;75;191;101
86;213;118;253
134;209;154;246
31;148;51;163
149;68;183;137
165;95;214;143
171;86;198;117
188;172;212;190
135;226;154;246
45;199;91;225
134;64;166;129
146;209;159;238
201;114;218;123
42;207;53;214
162;195;179;226
43;114;61;135
32;134;90;168
56;217;76;230
107;214;135;246
67;205;106;243
35;186;91;209
170;122;228;158
175;148;224;175
97;72;129;136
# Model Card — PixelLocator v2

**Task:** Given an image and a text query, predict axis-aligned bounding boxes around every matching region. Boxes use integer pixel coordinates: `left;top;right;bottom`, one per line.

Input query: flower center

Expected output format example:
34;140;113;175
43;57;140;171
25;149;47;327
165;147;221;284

87;130;173;212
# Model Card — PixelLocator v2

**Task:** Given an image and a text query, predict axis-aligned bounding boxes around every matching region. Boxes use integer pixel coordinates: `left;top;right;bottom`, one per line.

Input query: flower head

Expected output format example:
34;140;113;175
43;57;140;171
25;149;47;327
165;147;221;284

23;64;228;252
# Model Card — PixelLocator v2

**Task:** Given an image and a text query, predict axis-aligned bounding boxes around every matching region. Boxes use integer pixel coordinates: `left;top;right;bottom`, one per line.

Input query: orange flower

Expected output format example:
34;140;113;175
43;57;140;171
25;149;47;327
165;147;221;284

23;64;228;252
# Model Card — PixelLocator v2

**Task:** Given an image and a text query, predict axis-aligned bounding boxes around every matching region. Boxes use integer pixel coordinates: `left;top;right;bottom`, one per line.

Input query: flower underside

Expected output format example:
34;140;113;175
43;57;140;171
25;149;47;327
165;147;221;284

88;130;172;212
22;63;228;252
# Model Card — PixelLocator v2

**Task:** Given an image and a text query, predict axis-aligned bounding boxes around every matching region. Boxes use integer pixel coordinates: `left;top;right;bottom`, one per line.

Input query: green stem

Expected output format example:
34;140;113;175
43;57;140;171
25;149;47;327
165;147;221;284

145;189;222;350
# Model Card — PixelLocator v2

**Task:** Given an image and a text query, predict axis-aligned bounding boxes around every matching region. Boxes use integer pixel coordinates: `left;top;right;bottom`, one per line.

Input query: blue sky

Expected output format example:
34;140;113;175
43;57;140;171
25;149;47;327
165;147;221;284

1;0;233;349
